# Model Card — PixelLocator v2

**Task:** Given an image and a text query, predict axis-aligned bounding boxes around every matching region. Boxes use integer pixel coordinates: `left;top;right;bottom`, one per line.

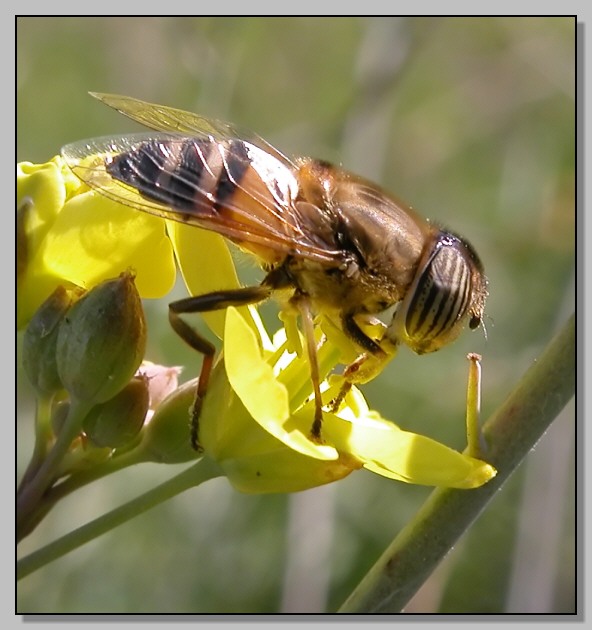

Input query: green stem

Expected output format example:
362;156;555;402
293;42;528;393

16;446;150;541
338;313;575;613
17;456;223;580
16;398;92;536
17;394;54;491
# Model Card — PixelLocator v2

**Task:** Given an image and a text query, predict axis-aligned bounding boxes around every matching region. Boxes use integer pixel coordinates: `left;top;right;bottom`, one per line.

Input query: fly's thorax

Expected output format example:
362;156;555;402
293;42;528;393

295;158;336;208
283;253;397;317
387;231;487;355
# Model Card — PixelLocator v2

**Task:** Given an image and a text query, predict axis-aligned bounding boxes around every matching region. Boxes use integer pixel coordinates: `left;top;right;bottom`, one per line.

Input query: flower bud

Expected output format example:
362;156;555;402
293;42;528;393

136;361;183;414
56;272;147;405
22;285;82;396
83;376;150;448
139;379;199;464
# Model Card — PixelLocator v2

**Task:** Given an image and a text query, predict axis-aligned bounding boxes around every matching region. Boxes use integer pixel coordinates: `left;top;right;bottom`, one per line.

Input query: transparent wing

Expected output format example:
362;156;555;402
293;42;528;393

61;131;343;264
89;92;292;167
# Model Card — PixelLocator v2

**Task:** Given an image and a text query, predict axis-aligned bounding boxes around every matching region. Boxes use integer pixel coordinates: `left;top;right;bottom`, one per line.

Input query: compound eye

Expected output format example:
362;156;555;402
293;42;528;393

401;242;473;353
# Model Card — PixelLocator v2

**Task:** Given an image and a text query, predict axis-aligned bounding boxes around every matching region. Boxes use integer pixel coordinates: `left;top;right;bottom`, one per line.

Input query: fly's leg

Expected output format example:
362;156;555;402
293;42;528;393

295;296;325;442
328;356;366;413
169;284;272;451
329;313;396;413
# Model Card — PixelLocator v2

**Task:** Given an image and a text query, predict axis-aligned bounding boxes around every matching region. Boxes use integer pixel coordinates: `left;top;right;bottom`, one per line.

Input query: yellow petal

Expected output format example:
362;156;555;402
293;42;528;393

323;410;496;489
17;156;178;326
17;160;67;246
224;307;337;461
41;192;176;298
167;221;237;336
167;220;272;348
198;356;353;494
220;446;353;494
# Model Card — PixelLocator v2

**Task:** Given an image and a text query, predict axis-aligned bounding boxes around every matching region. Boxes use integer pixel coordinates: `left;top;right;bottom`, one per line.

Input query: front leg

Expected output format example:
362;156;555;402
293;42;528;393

169;284;273;450
329;313;398;413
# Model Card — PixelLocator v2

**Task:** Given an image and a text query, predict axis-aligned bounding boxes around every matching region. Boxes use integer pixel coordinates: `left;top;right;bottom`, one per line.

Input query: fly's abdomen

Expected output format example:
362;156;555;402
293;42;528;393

105;137;301;265
106;138;249;213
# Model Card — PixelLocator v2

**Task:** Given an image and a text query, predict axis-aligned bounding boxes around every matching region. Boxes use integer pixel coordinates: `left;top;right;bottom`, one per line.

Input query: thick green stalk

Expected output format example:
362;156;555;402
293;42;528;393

338;314;575;613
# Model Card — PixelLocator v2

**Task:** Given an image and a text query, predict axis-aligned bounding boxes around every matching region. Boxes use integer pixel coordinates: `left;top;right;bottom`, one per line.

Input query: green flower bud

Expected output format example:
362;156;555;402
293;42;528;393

22;285;82;396
56;272;147;405
83;376;150;448
139;379;199;464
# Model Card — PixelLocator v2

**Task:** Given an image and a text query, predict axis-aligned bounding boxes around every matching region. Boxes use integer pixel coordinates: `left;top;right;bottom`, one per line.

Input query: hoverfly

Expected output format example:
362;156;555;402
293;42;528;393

62;93;488;450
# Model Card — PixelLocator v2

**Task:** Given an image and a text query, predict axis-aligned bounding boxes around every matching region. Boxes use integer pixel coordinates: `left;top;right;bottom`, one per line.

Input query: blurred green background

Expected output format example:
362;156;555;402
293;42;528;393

17;17;575;614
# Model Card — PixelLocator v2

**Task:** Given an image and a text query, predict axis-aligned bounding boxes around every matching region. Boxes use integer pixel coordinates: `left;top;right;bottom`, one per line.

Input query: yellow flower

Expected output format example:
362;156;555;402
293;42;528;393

17;157;176;328
18;157;496;494
192;306;496;493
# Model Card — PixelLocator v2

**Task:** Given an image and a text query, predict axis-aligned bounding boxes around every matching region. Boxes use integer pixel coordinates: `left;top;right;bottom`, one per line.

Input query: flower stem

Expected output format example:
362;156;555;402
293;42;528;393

17;394;54;491
338;313;575;613
16;445;151;541
17;456;223;580
16;398;92;538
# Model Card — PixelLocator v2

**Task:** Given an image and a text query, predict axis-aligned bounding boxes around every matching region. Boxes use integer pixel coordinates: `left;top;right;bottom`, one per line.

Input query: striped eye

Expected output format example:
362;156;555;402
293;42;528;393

389;233;485;354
